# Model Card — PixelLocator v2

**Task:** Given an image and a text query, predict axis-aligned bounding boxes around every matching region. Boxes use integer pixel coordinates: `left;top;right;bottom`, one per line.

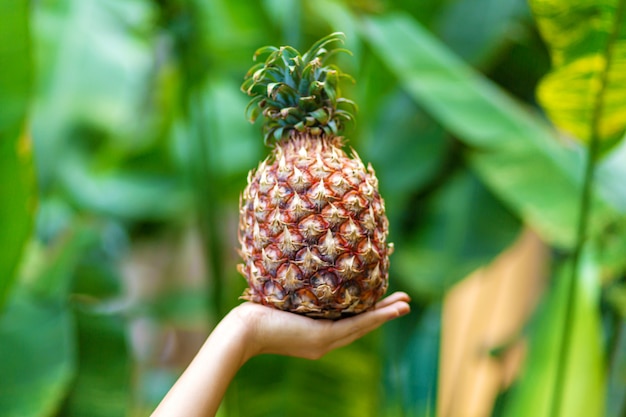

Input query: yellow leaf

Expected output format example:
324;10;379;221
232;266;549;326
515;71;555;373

531;0;626;152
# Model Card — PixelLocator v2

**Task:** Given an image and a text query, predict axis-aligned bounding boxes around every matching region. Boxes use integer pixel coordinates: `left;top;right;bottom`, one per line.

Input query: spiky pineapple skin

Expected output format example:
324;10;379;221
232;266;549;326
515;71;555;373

238;134;391;319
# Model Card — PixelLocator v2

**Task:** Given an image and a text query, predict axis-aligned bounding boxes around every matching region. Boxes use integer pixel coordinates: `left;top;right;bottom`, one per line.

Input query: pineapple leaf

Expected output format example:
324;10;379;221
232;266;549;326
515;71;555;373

242;32;356;143
253;45;279;61
278;46;299;67
320;48;353;65
337;97;358;113
301;32;345;63
272;126;284;142
326;120;338;135
335;109;355;124
266;82;281;98
310;126;322;136
295;121;306;132
309;108;330;124
244;96;264;123
244;62;265;79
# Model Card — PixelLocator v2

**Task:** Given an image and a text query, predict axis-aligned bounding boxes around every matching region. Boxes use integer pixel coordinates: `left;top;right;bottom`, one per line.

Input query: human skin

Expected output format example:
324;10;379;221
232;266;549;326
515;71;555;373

151;291;411;417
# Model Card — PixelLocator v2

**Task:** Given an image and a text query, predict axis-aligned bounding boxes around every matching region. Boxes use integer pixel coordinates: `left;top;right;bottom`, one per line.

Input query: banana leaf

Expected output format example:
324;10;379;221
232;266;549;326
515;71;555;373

436;0;528;66
530;0;626;153
393;169;520;300
31;0;156;187
0;0;30;134
382;305;440;417
0;0;36;309
0;228;96;417
0;290;74;417
59;311;130;417
360;12;624;249
58;224;131;417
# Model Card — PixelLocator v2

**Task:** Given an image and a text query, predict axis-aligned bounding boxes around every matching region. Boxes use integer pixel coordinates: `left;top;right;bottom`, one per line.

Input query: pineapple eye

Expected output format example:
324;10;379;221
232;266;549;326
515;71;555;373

295;247;327;275
276;263;304;292
343;190;367;214
308;179;333;209
339;218;363;245
357;238;381;265
298;215;327;240
263;281;288;307
288;166;311;192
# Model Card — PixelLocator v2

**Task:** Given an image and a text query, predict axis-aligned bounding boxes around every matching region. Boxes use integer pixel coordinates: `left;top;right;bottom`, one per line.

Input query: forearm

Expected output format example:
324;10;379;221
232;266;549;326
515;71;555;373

151;294;410;416
151;312;251;417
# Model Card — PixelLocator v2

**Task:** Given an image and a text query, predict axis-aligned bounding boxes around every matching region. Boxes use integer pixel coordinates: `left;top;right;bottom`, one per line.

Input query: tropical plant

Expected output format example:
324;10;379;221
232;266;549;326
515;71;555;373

1;0;625;416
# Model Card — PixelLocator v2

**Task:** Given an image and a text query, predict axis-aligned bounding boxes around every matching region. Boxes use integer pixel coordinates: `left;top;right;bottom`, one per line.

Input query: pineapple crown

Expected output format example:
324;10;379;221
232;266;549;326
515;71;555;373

241;32;357;144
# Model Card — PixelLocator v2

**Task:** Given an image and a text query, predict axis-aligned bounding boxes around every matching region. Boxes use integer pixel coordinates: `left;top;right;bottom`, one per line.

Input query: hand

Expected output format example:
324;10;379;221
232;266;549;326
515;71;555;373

152;291;410;417
231;291;411;361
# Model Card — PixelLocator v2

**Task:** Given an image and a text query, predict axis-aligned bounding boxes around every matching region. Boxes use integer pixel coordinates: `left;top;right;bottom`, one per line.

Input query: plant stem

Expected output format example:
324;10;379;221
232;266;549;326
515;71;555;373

549;115;599;417
549;1;626;414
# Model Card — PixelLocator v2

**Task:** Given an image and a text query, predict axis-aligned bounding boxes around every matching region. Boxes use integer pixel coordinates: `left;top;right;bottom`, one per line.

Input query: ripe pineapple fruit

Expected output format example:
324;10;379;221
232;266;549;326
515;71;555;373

238;33;392;319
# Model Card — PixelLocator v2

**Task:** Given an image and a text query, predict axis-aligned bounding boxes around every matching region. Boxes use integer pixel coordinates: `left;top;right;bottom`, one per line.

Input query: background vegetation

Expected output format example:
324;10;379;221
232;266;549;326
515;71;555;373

1;0;625;416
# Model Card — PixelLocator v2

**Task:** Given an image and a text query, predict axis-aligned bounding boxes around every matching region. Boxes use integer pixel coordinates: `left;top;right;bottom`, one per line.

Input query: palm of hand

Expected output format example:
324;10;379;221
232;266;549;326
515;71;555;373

231;291;411;360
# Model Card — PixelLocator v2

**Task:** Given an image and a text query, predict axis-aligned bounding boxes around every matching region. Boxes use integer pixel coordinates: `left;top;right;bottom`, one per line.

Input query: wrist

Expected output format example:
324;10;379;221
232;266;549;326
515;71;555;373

221;304;260;364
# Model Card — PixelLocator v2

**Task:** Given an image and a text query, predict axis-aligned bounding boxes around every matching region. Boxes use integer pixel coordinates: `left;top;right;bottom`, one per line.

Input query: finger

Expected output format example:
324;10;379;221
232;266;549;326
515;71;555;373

325;300;411;351
332;298;411;340
327;301;410;350
374;291;411;309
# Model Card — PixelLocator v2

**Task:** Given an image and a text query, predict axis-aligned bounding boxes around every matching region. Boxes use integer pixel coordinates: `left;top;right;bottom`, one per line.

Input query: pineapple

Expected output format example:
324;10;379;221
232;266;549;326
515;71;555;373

238;33;392;319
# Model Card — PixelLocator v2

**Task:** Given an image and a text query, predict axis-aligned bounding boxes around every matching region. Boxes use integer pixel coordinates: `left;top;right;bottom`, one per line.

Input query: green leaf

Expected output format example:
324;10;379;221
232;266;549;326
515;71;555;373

200;76;264;180
597;139;626;213
199;0;273;71
360;12;622;248
605;319;626;417
382;304;440;417
0;227;95;417
304;0;364;67
233;335;382;417
0;0;31;136
0;133;36;309
0;290;75;417
261;0;301;47
393;169;520;300
58;153;188;222
0;0;36;308
363;91;449;214
436;0;528;66
503;248;605;417
31;0;156;184
530;0;626;152
605;275;626;417
56;220;131;417
59;311;130;417
131;288;209;324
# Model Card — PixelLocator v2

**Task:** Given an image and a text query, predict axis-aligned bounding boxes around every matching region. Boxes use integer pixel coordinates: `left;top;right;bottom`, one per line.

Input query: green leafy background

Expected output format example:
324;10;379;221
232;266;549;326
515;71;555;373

1;0;625;416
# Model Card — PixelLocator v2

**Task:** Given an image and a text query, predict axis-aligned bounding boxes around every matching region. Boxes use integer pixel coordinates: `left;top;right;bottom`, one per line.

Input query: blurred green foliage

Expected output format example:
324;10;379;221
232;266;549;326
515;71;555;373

0;0;35;308
1;0;626;416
